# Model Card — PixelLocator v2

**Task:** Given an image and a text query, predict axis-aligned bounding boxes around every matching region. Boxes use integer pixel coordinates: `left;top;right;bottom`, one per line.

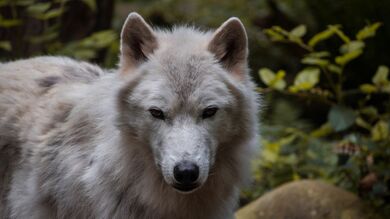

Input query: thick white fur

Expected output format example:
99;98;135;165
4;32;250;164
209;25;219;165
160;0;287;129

0;13;260;219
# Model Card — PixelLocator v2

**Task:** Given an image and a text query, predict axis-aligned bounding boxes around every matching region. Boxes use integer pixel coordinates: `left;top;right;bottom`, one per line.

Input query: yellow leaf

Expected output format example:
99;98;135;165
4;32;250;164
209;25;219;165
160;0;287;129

261;140;281;163
327;64;342;74
356;22;382;40
335;50;363;65
272;26;290;36
371;120;389;141
360;106;378;118
292;173;300;181
301;57;329;67
262;150;278;162
0;41;11;51
311;122;333;137
329;25;350;43
259;68;275;85
278;134;296;145
382;84;390;93
258;68;286;90
340;41;365;54
292;68;321;91
267;142;281;153
273;70;287;90
264;29;285;41
308;28;335;48
27;3;51;15
288;86;299;93
372;65;389;86
306;51;331;58
355;117;371;130
290;25;307;38
359;84;378;93
82;0;97;11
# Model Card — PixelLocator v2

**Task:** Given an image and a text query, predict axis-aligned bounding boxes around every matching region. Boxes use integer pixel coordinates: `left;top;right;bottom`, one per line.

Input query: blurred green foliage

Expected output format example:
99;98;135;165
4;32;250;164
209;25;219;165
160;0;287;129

248;23;390;217
0;0;117;66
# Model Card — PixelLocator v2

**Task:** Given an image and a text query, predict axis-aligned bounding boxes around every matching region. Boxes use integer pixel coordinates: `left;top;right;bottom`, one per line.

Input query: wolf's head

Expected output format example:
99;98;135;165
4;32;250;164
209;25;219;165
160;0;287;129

118;13;256;194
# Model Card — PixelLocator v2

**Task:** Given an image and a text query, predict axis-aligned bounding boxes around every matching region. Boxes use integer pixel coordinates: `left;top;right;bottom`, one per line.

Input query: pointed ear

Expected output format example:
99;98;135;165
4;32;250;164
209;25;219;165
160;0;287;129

208;18;248;79
120;12;158;72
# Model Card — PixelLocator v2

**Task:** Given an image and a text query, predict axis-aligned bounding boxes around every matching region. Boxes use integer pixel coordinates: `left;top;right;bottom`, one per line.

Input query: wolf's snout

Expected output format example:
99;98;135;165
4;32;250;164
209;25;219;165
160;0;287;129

174;161;199;184
173;161;200;192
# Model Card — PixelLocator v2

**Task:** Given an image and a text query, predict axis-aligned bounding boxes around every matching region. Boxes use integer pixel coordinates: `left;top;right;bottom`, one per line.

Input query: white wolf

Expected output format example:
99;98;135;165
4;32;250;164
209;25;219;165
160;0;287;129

0;12;259;219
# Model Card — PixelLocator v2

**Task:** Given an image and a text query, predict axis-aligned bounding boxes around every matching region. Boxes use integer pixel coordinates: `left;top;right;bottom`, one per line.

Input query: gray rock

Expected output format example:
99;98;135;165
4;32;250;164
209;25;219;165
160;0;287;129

236;180;374;219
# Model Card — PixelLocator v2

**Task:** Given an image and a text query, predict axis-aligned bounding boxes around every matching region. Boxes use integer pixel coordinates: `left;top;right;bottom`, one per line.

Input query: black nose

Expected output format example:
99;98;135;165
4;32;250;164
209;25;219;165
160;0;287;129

173;161;199;185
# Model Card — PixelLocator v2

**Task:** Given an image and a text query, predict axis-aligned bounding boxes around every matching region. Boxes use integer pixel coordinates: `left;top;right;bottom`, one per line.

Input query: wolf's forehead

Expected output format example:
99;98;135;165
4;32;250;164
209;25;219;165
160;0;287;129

136;55;230;107
159;54;222;98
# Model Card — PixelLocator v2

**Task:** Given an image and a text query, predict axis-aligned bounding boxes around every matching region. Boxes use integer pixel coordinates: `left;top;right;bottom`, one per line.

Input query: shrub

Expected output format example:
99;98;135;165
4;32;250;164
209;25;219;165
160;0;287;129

245;22;390;217
0;0;117;66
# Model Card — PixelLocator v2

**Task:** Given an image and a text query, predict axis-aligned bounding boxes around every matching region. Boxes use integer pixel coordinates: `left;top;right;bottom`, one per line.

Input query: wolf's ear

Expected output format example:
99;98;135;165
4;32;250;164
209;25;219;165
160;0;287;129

120;12;158;72
208;18;248;79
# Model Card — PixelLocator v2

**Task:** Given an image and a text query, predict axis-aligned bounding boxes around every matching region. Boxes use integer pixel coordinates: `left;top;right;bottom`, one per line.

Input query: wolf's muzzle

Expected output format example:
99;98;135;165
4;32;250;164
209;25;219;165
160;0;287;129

173;161;200;192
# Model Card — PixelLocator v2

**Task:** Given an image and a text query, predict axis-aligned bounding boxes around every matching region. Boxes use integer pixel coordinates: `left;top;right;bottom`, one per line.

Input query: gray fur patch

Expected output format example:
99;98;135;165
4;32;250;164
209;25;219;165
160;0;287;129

37;76;62;88
63;64;103;83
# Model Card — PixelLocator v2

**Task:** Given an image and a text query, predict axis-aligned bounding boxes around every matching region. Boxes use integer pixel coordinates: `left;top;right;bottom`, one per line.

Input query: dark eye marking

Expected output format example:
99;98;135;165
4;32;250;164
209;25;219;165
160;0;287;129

149;107;165;120
202;106;219;119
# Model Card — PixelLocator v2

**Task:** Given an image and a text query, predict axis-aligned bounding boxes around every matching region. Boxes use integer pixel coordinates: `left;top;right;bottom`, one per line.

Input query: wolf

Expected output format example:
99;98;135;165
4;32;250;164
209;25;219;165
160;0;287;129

0;12;259;219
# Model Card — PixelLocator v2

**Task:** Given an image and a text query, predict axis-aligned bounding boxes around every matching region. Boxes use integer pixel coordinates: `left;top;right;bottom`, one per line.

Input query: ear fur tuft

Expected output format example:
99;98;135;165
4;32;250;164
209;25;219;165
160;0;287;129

120;12;158;72
208;17;248;79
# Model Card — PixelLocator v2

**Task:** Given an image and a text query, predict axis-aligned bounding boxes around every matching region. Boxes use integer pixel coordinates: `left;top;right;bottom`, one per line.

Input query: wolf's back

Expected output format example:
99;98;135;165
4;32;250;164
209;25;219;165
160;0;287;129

0;56;105;217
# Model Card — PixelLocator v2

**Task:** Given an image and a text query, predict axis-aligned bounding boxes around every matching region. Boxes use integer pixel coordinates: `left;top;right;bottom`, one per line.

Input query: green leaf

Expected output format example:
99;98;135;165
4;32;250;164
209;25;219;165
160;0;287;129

356;22;382;41
35;8;64;20
0;17;22;27
0;41;11;51
311;122;333;137
355;117;371;130
0;0;7;7
328;105;356;132
27;32;58;44
290;25;306;38
372;65;389;86
14;0;35;6
335;49;362;65
327;64;342;74
272;26;290;36
278;134;296;145
261;141;281;163
359;84;378;93
289;68;320;92
264;29;285;41
330;25;350;43
272;70;287;90
308;26;337;47
73;49;96;59
340;41;365;54
27;3;51;15
301;57;329;67
56;30;117;60
360;106;378;119
80;30;117;48
259;68;275;85
306;51;331;58
382;84;390;93
82;0;96;11
371;120;389;141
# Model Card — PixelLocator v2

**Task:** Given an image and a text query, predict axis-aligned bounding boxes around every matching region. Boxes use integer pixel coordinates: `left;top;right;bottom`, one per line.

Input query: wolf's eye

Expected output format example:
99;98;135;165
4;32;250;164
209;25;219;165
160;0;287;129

202;106;219;119
149;107;165;120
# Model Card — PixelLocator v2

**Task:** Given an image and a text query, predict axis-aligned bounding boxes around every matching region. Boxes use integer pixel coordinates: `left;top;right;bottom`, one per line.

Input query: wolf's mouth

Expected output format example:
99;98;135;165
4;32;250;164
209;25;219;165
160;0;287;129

172;183;200;193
